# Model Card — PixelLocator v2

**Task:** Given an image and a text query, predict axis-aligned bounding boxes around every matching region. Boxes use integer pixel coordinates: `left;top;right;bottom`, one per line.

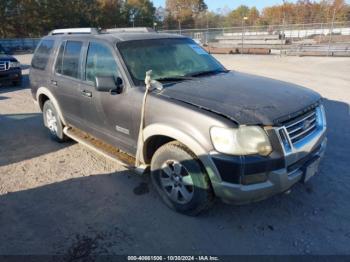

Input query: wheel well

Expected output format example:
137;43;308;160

38;94;50;111
144;135;175;164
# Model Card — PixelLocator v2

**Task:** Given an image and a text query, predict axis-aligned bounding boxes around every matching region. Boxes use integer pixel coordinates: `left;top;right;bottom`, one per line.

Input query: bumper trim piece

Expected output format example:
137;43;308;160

211;137;327;205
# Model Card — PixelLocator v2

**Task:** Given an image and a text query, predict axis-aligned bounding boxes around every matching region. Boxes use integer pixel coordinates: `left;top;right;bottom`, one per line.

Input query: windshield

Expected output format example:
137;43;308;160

117;38;226;85
0;45;6;55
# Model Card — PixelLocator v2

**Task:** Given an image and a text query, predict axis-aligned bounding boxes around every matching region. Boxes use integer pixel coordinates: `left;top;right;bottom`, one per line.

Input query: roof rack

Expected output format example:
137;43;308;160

104;27;155;33
49;28;100;35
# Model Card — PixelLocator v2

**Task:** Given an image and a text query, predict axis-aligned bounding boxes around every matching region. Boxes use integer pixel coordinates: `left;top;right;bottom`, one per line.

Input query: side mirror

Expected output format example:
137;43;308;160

95;76;124;94
151;80;163;91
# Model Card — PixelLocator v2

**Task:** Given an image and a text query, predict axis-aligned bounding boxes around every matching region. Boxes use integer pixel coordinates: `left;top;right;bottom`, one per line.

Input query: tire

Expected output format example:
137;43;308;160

43;100;68;142
151;141;214;216
12;79;22;87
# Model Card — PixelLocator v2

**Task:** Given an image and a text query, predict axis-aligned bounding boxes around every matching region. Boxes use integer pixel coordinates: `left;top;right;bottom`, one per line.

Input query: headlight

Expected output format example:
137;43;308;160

210;126;272;156
9;61;21;68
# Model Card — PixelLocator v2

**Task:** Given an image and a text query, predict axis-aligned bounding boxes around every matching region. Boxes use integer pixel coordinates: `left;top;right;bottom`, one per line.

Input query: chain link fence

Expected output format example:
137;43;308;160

0;38;40;54
1;21;349;56
162;21;350;56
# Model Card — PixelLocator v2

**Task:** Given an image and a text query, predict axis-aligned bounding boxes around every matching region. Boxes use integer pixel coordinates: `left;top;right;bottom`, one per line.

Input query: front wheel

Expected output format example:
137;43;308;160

43;100;68;142
151;141;214;216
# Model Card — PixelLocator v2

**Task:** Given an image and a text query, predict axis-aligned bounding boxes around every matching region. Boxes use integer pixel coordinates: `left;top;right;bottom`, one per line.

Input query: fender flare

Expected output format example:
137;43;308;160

36;87;67;125
143;123;207;158
143;123;221;184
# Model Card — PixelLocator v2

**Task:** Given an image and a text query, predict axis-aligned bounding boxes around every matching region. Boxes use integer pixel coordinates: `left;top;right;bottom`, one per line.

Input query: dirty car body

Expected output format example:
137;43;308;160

30;28;327;214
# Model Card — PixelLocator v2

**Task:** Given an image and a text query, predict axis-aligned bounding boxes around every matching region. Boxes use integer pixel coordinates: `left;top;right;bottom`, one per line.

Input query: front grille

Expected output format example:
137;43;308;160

0;61;9;72
282;108;318;144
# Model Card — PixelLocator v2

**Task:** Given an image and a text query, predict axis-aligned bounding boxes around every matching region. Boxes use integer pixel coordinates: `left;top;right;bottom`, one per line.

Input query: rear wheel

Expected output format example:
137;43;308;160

151;141;214;216
43;100;68;142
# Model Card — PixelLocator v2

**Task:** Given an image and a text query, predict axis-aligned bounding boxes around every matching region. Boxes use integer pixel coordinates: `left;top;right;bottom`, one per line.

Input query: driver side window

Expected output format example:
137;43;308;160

85;42;118;83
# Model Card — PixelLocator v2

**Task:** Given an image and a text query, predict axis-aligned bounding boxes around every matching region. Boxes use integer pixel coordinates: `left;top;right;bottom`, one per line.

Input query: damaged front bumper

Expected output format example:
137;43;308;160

207;105;327;205
210;138;326;205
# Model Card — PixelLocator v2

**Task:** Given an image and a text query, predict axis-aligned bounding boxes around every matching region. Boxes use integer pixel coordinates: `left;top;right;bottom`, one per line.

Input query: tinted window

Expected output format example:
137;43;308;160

60;41;82;79
32;40;54;70
55;42;64;74
86;42;118;82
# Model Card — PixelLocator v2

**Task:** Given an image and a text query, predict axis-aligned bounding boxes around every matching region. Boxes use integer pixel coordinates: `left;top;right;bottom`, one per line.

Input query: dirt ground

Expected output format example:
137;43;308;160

0;54;349;256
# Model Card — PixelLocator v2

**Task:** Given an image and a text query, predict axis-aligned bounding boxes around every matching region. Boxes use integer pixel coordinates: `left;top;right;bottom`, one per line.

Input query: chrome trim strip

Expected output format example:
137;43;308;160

289;121;317;141
285;111;316;129
0;61;9;72
274;105;327;166
288;117;316;135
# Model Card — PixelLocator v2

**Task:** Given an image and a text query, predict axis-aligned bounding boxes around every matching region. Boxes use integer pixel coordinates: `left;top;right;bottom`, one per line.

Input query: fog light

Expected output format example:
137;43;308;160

242;173;268;185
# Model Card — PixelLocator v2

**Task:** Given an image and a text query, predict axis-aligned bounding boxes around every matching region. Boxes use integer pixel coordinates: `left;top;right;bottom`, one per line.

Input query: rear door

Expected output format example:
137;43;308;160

52;40;85;128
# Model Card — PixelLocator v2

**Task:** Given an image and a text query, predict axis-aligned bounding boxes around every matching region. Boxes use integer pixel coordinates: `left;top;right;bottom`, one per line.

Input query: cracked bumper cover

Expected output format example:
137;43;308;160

208;133;327;205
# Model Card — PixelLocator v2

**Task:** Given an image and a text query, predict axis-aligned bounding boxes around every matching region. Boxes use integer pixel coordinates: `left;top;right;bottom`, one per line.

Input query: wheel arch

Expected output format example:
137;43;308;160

143;124;222;186
36;87;67;125
142;124;208;164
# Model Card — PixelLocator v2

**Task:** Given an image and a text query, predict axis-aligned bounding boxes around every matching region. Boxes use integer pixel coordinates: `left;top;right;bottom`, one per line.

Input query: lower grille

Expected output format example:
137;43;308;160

282;108;318;144
0;61;9;72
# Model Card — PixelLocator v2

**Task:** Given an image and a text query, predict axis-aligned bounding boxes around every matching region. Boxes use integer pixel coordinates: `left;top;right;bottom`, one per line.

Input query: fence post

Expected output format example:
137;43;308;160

241;17;248;54
328;8;336;57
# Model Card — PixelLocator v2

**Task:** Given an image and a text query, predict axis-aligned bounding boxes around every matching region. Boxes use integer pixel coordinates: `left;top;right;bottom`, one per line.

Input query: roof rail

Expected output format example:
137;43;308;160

104;27;155;33
49;28;100;35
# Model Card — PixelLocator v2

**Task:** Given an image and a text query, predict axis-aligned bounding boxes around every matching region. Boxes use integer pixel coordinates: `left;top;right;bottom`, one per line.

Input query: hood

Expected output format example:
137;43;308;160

159;71;321;125
0;54;17;62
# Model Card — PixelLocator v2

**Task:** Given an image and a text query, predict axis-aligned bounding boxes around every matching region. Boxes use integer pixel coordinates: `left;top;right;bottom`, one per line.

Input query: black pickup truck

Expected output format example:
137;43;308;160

0;44;22;86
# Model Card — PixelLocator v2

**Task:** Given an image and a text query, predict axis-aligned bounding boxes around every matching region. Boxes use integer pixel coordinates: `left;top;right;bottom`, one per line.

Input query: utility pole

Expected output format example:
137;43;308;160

131;14;135;28
327;7;336;57
241;16;248;54
280;0;286;57
206;10;209;45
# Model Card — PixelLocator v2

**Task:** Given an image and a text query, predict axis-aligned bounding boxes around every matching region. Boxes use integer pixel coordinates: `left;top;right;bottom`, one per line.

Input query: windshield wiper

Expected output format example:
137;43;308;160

186;69;229;77
155;76;194;82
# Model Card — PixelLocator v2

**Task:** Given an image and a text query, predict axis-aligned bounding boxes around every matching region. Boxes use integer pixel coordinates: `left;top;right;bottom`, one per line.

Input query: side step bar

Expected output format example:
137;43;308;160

63;127;148;175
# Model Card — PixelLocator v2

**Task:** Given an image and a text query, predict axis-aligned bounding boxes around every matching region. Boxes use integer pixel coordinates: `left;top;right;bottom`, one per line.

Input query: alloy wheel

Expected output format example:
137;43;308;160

160;160;194;204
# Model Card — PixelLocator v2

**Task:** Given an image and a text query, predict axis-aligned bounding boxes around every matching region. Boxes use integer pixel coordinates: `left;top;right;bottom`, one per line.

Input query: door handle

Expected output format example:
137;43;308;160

81;90;92;98
51;80;57;86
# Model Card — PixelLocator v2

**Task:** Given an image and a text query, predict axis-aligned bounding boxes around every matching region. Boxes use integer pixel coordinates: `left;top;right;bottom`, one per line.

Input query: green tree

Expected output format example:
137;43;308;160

123;0;156;27
165;0;207;30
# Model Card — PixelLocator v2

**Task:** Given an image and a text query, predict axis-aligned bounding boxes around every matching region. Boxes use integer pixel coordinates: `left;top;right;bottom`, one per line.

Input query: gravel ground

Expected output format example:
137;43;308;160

0;54;349;256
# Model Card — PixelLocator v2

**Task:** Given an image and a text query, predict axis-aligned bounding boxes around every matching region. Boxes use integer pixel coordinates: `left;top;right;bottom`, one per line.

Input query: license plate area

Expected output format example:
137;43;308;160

302;156;320;183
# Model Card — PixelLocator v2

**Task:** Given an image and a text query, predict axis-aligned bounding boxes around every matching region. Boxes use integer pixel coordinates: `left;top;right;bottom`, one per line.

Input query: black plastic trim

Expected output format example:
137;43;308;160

212;152;285;184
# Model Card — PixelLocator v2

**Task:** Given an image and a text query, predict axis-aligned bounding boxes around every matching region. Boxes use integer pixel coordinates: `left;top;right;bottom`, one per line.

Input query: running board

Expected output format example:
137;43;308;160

63;127;148;175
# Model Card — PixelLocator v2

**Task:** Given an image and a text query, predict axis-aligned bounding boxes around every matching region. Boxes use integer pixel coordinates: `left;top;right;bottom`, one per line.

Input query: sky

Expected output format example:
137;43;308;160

152;0;297;11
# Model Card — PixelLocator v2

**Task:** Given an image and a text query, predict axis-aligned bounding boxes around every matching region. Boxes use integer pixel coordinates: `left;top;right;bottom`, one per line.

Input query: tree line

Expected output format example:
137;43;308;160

1;0;156;37
164;0;350;30
1;0;349;38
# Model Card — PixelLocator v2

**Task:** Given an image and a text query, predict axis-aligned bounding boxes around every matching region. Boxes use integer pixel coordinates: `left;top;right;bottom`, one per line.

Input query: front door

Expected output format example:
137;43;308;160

79;41;136;154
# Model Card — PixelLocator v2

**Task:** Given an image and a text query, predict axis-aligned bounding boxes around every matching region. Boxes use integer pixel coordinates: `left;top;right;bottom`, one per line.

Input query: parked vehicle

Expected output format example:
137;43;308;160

0;44;22;86
30;28;327;215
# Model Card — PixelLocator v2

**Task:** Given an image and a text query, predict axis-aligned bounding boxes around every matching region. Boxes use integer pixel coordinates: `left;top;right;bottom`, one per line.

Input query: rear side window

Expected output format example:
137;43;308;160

55;41;83;79
31;40;54;70
85;42;118;82
55;43;64;74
